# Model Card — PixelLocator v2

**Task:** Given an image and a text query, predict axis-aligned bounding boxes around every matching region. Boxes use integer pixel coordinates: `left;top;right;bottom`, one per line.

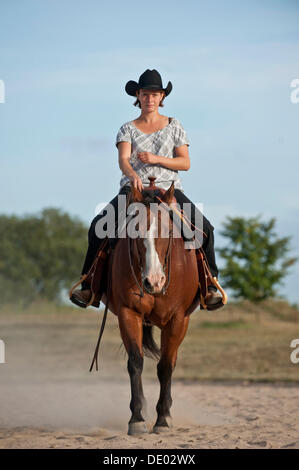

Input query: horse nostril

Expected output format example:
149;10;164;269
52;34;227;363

144;278;152;291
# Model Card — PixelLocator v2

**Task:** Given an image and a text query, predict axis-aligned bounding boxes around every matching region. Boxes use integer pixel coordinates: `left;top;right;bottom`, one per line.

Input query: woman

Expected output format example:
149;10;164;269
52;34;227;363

71;69;222;308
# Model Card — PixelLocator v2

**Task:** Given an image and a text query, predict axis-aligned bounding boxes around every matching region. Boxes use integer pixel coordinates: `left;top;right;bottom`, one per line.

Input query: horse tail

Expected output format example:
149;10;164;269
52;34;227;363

142;324;160;360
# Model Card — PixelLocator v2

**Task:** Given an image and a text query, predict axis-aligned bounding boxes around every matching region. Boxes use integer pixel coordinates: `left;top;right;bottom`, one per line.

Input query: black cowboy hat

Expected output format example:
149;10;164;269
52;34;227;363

125;69;172;97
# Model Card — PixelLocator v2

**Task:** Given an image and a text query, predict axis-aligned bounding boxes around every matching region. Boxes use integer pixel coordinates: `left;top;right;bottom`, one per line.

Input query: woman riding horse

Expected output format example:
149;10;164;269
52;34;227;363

70;68;222;309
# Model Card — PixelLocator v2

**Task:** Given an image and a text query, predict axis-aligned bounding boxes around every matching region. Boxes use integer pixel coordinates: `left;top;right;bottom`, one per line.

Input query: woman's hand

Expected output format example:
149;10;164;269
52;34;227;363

137;152;159;165
129;174;144;192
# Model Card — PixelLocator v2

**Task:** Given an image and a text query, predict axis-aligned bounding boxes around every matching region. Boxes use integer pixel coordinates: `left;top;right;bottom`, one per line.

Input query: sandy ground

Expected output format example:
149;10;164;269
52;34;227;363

0;310;299;449
1;380;299;449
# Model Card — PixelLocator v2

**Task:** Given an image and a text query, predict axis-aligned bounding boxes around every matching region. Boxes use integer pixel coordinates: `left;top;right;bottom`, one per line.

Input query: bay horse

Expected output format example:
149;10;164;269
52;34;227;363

99;180;200;435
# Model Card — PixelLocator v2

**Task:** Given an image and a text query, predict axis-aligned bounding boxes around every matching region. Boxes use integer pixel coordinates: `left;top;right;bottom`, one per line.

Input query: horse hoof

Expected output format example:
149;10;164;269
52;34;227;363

153;425;170;434
128;421;148;436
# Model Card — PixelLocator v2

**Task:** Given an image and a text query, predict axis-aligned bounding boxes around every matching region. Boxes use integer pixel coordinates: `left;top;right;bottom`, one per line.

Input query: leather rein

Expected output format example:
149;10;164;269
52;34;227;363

89;194;175;372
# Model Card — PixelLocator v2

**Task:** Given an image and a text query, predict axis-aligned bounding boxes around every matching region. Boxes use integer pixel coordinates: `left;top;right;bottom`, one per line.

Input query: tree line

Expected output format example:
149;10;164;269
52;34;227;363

0;208;296;305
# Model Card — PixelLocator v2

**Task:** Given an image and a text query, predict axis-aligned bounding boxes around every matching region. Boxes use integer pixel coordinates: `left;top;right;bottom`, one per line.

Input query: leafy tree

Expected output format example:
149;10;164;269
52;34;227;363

217;215;297;302
0;208;87;305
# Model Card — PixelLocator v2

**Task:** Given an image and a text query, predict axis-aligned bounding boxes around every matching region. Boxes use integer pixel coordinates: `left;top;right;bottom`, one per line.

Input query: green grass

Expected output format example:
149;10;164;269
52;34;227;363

199;319;249;329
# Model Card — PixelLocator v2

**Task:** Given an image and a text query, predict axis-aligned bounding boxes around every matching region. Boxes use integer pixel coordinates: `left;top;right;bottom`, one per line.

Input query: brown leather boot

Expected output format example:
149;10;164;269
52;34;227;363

70;289;101;308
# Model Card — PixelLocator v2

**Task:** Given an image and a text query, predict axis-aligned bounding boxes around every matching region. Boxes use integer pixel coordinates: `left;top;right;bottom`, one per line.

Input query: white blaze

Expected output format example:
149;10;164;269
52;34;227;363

143;217;165;290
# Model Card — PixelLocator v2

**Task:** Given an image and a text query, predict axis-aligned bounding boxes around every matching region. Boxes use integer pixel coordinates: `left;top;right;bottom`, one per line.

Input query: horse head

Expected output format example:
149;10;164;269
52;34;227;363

129;180;175;295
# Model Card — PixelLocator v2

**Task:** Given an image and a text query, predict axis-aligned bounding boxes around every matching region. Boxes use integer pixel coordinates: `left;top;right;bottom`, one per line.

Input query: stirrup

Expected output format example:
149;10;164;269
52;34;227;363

69;274;88;300
200;277;228;310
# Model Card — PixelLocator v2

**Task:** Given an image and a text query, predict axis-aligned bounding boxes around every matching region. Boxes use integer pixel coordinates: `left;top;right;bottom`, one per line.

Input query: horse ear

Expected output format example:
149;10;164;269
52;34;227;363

161;181;175;205
130;182;143;202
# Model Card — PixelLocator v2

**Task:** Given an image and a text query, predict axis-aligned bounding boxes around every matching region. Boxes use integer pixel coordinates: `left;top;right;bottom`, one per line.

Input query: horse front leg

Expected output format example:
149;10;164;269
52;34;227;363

118;307;148;436
154;314;189;433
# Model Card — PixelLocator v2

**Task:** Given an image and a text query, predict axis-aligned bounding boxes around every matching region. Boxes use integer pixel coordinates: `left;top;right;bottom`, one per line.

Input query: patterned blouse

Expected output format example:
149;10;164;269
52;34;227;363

115;117;190;191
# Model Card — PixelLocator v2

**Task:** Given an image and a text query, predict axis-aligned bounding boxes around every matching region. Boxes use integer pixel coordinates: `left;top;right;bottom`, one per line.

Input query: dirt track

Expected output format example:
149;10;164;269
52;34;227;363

0;308;299;449
1;381;299;449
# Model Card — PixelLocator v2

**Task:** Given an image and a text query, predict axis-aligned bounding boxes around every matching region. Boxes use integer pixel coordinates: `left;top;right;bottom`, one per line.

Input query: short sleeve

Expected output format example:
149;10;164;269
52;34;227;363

115;123;131;148
173;120;190;148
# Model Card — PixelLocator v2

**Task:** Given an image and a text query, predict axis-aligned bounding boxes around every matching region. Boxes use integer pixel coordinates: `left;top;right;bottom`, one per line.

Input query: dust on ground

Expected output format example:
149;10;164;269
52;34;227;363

0;307;298;449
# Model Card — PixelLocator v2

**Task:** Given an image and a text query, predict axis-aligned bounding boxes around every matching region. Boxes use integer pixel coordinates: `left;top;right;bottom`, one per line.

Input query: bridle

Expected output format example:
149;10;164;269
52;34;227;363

89;187;212;373
89;189;194;372
128;201;173;298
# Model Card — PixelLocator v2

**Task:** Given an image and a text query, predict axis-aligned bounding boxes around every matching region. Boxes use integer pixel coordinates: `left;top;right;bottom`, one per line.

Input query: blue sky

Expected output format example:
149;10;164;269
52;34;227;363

1;0;299;302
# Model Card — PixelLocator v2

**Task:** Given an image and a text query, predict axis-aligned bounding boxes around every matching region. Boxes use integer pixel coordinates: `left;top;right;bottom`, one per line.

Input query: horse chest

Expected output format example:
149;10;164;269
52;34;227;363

123;292;172;324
